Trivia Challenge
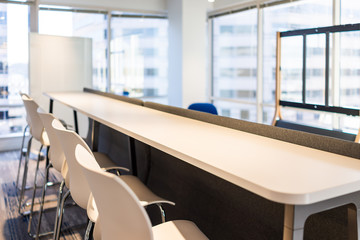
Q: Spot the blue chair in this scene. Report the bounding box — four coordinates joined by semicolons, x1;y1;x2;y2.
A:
188;103;218;115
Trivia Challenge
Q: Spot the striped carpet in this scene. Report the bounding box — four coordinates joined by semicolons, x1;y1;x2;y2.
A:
0;150;87;240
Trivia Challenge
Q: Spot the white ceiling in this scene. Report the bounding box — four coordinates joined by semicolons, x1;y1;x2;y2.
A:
39;0;252;14
40;0;168;13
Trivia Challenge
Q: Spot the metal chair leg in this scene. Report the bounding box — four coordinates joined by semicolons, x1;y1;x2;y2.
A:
18;136;33;214
54;189;71;240
16;125;29;190
53;180;65;240
26;144;43;217
28;161;52;239
84;220;94;240
157;204;166;223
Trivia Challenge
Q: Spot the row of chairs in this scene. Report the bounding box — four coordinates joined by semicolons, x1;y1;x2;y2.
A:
17;93;209;239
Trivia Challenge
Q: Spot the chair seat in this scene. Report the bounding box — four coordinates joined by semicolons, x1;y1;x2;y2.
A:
152;220;208;240
93;152;129;172
86;174;175;225
120;175;175;206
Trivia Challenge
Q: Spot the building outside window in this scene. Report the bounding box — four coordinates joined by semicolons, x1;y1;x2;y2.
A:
263;0;332;126
211;0;359;135
0;3;29;136
212;9;257;121
39;10;169;104
110;15;168;104
339;0;360;134
1;0;359;142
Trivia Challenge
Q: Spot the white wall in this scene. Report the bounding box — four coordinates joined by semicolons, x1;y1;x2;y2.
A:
39;0;167;14
29;33;92;137
167;0;208;108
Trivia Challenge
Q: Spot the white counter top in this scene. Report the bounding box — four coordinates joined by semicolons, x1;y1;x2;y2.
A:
45;91;360;205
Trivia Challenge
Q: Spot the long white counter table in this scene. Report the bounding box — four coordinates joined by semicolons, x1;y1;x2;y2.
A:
45;91;360;240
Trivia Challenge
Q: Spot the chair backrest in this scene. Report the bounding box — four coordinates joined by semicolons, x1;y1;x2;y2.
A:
188;103;218;115
37;108;68;181
22;95;48;143
75;144;153;240
52;119;94;210
20;92;31;124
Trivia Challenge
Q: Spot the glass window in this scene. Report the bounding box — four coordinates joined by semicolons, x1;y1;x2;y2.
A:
337;30;360;134
39;9;108;91
341;0;360;24
212;9;257;120
213;10;257;101
338;31;360;109
305;34;327;105
0;3;29;136
263;0;332;106
213;100;257;122
210;0;360;135
110;17;168;103
280;36;303;103
263;106;275;125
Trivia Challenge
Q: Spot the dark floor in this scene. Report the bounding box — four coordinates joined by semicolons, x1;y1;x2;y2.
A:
0;150;87;240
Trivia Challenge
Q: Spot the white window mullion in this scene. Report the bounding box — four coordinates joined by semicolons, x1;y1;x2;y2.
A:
256;6;264;123
332;0;340;129
107;12;112;92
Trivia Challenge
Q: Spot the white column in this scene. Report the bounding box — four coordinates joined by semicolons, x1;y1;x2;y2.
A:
167;0;208;107
29;0;39;33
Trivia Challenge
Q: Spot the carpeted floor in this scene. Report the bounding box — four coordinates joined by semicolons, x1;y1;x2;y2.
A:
0;150;88;240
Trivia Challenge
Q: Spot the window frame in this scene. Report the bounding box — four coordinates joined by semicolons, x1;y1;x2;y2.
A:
208;0;350;126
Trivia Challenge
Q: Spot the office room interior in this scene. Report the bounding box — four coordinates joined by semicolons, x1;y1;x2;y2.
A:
0;0;360;239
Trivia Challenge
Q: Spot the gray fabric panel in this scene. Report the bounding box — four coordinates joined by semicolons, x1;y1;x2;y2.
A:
96;124;132;173
146;147;349;240
146;147;284;239
144;101;360;159
83;87;144;106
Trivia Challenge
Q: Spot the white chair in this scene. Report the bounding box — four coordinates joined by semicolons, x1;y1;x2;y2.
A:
16;92;30;191
19;95;50;216
28;109;70;239
75;144;208;240
35;109;130;240
52;119;174;240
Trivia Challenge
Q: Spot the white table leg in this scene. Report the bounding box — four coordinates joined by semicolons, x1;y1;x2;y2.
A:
283;191;360;240
283;205;305;240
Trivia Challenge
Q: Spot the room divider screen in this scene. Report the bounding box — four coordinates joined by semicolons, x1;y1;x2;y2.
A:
272;23;360;142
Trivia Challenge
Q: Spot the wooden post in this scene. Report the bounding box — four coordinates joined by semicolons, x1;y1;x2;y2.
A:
272;31;282;126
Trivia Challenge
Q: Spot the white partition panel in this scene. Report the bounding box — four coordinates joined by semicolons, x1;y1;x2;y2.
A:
29;33;92;137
